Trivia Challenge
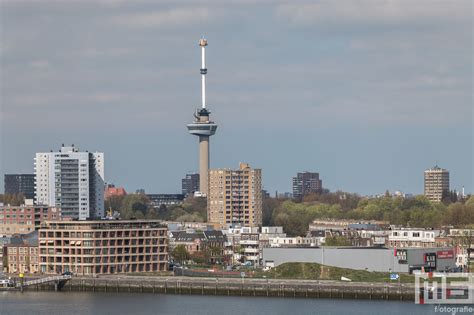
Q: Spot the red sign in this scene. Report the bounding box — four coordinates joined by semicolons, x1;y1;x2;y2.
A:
437;250;454;259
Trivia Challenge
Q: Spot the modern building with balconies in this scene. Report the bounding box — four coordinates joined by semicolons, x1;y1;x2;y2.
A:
38;220;168;275
208;163;262;228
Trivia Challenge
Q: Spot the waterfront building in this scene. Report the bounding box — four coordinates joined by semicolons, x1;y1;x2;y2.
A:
168;230;226;263
0;205;61;236
147;194;185;208
38;220;168;275
240;232;260;265
5;231;39;274
208;163;262;228
181;173;200;196
292;171;323;199
424;165;449;202
34;144;105;220
387;228;441;248
4;174;35;199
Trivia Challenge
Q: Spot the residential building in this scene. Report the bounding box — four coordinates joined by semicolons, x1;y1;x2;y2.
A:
268;236;320;248
168;230;226;263
222;226;259;264
240;232;259;265
147;194;185;208
4;174;35;199
424;165;449;202
34;144;105;220
208;163;262;228
0;205;61;236
5;231;39;274
0;236;11;273
39;220;168;275
169;231;205;255
182;173;200;196
104;184;126;200
292;171;323;199
388;229;441;248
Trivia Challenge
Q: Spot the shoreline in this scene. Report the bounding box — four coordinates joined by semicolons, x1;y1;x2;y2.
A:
2;276;415;301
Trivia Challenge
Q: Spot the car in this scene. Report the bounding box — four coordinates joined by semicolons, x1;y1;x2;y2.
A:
0;278;14;287
62;271;73;276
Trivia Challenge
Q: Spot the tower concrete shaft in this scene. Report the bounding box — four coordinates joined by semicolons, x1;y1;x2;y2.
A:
199;135;209;194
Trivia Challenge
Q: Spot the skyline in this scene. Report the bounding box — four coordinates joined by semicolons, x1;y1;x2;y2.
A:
1;0;472;196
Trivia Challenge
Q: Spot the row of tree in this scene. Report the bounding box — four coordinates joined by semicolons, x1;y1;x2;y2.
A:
265;193;474;236
0;193;25;206
105;194;207;221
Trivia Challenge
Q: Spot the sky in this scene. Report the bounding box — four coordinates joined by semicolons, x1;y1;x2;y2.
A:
0;0;472;196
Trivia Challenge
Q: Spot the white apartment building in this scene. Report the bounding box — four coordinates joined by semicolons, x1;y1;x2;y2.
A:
268;236;320;248
388;229;440;248
34;145;104;220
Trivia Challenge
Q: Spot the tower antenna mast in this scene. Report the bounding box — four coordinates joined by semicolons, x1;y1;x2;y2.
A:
199;38;208;109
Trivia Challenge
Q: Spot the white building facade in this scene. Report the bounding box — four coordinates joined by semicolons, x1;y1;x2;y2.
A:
34;145;104;220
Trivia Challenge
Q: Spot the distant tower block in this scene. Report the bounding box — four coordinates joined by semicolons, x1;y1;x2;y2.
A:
187;38;218;196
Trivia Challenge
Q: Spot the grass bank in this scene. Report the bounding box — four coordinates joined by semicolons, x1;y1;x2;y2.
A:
257;263;414;283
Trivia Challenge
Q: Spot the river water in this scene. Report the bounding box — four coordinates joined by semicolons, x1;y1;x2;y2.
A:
0;291;442;315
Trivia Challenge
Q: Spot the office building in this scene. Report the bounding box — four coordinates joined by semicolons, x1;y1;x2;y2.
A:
424;165;449;202
208;163;262;228
39;220;168;275
4;174;35;199
292;171;323;199
0;205;61;236
182;173;200;196
34;144;105;220
187;38;218;196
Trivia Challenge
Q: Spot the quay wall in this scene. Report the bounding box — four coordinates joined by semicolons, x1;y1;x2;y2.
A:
24;277;415;301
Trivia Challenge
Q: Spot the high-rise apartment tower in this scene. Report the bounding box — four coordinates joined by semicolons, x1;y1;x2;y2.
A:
34;145;105;220
208;163;262;228
424;165;449;202
292;171;323;199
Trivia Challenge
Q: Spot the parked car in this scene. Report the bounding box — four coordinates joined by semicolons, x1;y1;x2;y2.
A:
0;278;14;287
62;271;73;276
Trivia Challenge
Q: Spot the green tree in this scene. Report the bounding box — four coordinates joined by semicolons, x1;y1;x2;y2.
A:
0;193;25;206
324;236;352;246
171;245;190;264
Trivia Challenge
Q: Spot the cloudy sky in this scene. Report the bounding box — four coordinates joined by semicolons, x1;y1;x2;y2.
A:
0;0;472;196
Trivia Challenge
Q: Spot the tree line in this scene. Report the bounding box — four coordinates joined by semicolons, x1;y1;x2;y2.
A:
265;192;474;236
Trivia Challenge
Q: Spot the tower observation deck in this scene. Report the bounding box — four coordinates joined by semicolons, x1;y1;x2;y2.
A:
187;38;218;196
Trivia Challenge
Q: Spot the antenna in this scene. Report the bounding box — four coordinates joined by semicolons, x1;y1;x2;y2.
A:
199;38;208;109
